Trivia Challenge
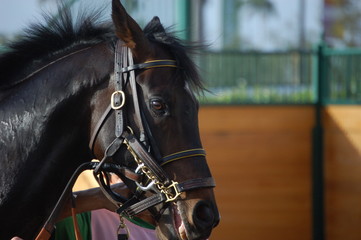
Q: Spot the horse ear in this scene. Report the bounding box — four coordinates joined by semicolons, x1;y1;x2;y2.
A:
111;0;150;57
148;16;166;33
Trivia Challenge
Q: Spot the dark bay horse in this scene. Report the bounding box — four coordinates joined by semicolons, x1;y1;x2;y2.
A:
0;1;219;239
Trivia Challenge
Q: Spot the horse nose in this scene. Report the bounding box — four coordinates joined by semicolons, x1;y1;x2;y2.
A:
193;201;217;231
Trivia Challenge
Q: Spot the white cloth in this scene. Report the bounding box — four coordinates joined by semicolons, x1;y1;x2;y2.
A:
91;209;157;240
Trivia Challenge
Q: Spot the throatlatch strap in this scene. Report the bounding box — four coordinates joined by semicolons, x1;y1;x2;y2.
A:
89;105;113;152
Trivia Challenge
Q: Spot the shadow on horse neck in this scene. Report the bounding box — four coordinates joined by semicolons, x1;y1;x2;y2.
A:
0;1;219;239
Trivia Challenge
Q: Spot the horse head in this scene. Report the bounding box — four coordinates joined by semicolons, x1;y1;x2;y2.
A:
89;1;219;239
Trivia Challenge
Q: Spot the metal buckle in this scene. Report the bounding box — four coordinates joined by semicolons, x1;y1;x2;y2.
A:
111;90;125;110
162;181;181;202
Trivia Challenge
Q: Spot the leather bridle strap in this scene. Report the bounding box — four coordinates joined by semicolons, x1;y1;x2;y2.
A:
120;59;177;72
160;148;206;166
88;41;125;151
113;41;126;138
177;177;216;192
89;105;112;152
126;47;147;143
124;133;170;185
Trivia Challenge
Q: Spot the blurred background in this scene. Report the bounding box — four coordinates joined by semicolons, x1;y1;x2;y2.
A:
1;0;361;239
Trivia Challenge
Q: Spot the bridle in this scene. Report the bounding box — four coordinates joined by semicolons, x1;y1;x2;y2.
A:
36;40;215;240
90;40;215;217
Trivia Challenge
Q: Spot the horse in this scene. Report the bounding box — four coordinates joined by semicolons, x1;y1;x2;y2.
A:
0;1;219;239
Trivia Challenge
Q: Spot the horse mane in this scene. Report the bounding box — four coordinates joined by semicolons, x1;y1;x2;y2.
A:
0;6;114;90
0;6;204;93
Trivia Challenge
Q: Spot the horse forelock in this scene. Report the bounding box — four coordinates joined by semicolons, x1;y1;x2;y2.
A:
143;17;205;96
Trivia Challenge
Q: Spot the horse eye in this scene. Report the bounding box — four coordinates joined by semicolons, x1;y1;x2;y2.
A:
150;99;166;111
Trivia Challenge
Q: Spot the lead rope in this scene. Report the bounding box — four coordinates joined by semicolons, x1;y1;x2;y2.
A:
35;163;98;240
71;194;83;240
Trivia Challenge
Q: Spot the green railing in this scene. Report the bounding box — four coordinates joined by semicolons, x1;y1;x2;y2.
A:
198;47;361;105
321;47;361;104
198;50;315;104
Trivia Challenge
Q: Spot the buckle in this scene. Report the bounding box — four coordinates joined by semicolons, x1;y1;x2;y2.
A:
111;90;125;110
162;181;181;202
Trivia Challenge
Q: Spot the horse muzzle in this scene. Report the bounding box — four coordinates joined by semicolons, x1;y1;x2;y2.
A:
156;189;220;240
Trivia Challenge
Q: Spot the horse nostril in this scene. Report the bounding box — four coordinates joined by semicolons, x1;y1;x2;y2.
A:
193;201;215;230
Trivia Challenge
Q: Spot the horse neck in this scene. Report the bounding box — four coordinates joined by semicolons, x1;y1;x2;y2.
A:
0;43;114;239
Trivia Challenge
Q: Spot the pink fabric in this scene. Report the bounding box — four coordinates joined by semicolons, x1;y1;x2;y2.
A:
91;209;157;240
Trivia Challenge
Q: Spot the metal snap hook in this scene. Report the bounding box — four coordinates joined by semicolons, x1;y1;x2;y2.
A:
136;180;157;192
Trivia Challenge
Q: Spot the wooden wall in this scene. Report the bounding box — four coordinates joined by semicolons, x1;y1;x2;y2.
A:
324;106;361;240
199;106;314;240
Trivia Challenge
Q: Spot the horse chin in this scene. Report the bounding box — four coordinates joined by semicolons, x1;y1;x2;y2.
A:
155;201;211;240
155;205;181;240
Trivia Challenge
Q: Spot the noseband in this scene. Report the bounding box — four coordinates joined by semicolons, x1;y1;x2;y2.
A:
90;41;215;219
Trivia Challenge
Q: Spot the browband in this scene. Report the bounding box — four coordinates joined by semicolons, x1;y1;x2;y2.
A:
120;60;177;73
